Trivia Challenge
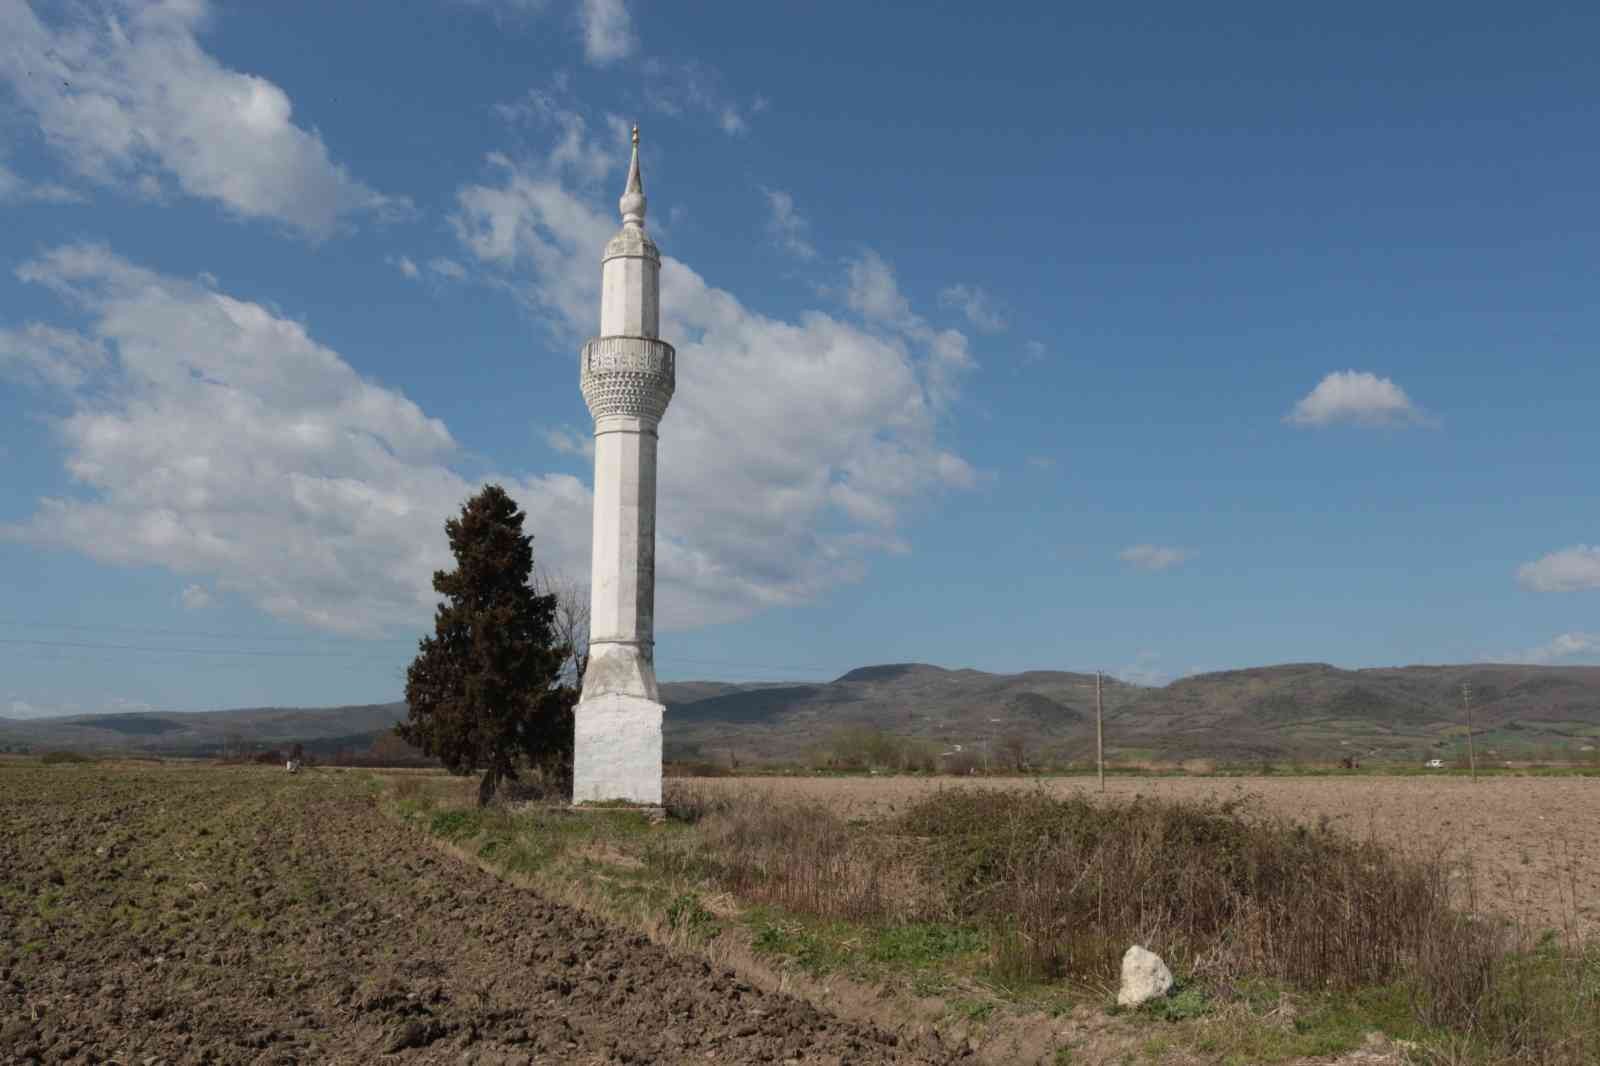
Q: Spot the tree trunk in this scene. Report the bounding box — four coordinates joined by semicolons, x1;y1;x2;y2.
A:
477;763;499;807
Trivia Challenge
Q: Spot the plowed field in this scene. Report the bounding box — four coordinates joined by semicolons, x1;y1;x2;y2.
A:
0;765;952;1065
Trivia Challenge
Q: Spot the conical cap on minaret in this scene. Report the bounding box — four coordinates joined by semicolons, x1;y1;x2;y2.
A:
619;125;646;227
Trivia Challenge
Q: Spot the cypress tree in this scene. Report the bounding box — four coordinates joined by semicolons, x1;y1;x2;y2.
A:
398;485;575;806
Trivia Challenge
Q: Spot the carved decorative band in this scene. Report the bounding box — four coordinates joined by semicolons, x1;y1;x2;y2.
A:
580;335;676;421
602;228;661;265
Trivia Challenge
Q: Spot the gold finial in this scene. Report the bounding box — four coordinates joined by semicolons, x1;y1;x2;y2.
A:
631;124;639;146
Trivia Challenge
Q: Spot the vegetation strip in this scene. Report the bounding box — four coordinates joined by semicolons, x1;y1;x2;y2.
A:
387;772;1600;1065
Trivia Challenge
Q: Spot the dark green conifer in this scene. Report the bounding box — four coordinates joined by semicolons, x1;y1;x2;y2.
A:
398;485;575;806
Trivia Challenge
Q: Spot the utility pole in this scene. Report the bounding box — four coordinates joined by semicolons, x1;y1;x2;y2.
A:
1096;670;1105;793
1462;682;1477;784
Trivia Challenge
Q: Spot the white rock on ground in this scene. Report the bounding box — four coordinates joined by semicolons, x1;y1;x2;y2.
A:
1117;945;1174;1007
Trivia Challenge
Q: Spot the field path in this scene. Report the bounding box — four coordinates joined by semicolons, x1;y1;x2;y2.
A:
0;766;953;1065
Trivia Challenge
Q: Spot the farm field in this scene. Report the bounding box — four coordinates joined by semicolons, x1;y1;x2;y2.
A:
682;773;1600;938
0;763;951;1065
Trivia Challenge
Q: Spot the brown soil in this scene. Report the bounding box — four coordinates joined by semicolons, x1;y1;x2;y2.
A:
681;773;1600;937
0;766;956;1065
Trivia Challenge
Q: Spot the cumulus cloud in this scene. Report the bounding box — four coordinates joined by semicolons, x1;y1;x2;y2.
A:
5;243;590;635
8;104;977;635
0;0;397;237
1518;546;1600;593
1119;544;1190;572
449;112;976;625
1286;370;1428;428
939;284;1006;333
428;257;468;281
1520;632;1600;664
180;583;213;610
579;0;636;65
391;256;421;280
761;187;816;260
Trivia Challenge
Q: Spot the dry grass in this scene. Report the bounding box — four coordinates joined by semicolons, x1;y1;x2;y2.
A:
682;773;1600;937
661;780;1600;1063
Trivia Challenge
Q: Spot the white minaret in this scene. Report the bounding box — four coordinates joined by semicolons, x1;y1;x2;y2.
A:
572;126;675;805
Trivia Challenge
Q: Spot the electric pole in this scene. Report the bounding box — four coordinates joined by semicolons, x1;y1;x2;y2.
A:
1462;682;1477;784
1096;670;1105;793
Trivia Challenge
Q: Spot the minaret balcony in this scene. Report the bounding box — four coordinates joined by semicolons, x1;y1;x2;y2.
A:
580;335;676;422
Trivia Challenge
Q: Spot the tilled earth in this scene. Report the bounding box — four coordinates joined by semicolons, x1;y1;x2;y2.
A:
0;765;955;1065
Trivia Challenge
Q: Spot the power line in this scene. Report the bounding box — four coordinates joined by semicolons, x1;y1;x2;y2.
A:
0;619;414;644
0;638;398;659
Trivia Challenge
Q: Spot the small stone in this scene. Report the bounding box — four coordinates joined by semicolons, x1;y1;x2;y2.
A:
1116;944;1173;1008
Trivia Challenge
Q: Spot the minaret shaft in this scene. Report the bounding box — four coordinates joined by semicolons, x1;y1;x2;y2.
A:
572;127;673;805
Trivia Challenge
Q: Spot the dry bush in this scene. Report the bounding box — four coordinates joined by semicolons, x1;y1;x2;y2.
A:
684;796;913;921
895;788;1476;993
663;782;741;824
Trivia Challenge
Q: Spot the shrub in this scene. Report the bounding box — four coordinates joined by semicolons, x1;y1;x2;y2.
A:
896;788;1468;992
40;750;93;765
688;798;909;920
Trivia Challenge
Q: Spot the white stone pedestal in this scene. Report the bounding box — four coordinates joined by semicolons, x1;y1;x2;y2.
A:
572;692;664;805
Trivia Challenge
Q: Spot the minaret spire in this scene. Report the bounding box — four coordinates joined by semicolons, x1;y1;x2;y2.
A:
619;124;646;227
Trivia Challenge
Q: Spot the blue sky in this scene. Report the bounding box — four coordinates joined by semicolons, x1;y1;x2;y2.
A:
2;0;1598;718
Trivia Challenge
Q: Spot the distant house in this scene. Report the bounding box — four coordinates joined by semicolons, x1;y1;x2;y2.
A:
1424;758;1444;769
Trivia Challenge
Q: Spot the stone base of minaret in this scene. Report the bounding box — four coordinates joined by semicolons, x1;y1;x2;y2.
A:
572;692;663;805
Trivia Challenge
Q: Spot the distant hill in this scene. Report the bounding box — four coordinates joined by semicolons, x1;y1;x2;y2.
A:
4;662;1599;764
0;702;408;758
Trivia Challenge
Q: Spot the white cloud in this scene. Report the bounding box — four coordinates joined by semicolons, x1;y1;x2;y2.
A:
1115;650;1173;687
5;243;590;636
1119;544;1190;571
428;257;468;281
1024;340;1047;362
845;250;915;327
639;58;755;137
180;583;213;610
1520;632;1600;664
761;187;816;260
10;220;974;633
579;0;636;65
1285;370;1428;428
0;0;397;237
7;699;44;719
839;252;973;412
543;426;595;459
392;256;421;280
0;322;111;389
1518;546;1600;593
449;114;976;626
939;284;1006;333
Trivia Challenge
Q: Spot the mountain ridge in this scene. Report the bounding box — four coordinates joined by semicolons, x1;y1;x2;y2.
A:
4;662;1599;763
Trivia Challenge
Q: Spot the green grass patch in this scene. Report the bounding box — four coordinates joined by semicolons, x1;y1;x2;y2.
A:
867;922;984;966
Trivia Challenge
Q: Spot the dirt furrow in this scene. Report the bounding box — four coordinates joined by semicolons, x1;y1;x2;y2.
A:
1;768;956;1065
